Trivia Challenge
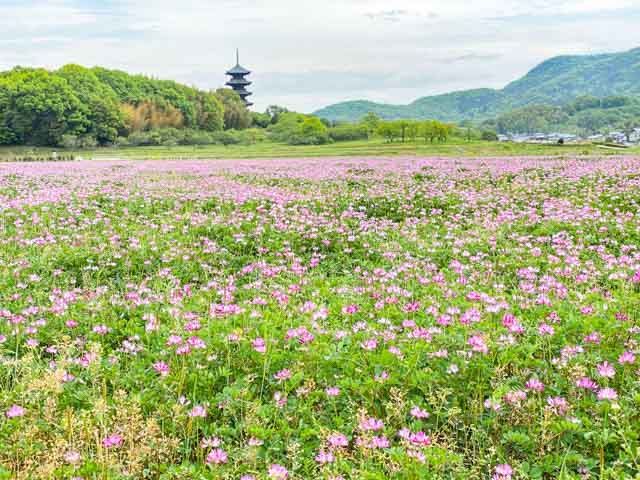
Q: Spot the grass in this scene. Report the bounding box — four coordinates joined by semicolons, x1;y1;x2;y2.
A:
1;139;638;161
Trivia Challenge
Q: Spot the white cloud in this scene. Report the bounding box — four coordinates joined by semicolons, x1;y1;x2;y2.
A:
0;0;99;30
0;0;638;111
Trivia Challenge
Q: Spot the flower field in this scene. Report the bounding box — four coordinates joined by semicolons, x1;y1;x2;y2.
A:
1;156;639;479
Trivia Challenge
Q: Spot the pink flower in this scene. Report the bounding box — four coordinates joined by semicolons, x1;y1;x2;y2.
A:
525;378;545;392
358;435;390;449
315;450;335;464
103;434;123;448
286;326;315;344
64;451;81;464
583;332;601;344
274;391;287;408
360;338;378;350
201;436;222;448
597;361;615;378
502;314;524;334
187;336;207;349
388;346;404;358
492;463;513;480
468;335;488;354
597;388;618;401
5;405;25;418
252;337;266;353
93;324;110;335
175;345;191;356
618;351;636;365
410;406;430;419
153;361;170;376
327;432;349;448
369;435;390;448
189;405;207;417
546;396;569;416
342;304;359;315
274;369;292;381
268;464;289;479
484;398;502;411
576;377;598;390
538;323;554;336
503;390;527;405
580;306;594;316
359;417;384;431
206;448;228;465
409;431;431;446
325;387;340;397
407;448;426;463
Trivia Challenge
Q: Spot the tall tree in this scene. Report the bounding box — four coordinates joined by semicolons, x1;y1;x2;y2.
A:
56;64;124;144
266;105;289;124
361;112;380;138
215;88;251;130
0;68;87;146
195;93;225;132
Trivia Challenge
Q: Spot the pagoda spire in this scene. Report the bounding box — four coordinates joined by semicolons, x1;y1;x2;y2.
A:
226;49;253;107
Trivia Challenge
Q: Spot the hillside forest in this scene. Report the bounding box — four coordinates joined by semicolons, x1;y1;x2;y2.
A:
2;62;640;149
0;65;460;148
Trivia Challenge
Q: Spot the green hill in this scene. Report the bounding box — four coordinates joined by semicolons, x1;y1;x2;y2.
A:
314;47;640;123
0;65;226;146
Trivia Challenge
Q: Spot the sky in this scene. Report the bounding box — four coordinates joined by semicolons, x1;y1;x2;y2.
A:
1;0;639;112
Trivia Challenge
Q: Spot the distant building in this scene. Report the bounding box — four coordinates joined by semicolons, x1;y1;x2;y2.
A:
226;49;253;107
499;129;640;145
500;132;580;144
607;131;626;144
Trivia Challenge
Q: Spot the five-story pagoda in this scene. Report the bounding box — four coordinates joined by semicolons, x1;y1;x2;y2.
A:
226;49;253;107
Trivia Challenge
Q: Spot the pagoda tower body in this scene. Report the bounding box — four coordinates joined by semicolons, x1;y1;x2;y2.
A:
226;49;253;107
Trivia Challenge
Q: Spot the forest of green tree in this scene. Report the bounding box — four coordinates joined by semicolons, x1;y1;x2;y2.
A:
0;65;463;148
0;65;251;147
6;63;635;150
481;95;640;136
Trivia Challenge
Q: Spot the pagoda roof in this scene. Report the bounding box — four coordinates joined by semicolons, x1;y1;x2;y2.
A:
234;89;253;97
226;78;252;86
226;64;251;75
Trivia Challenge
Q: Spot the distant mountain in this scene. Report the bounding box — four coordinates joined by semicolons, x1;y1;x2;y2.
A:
313;47;640;123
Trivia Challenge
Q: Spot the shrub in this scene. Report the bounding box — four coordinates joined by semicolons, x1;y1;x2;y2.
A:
481;130;499;141
235;128;267;145
211;131;239;146
60;134;80;149
288;117;331;145
328;125;369;142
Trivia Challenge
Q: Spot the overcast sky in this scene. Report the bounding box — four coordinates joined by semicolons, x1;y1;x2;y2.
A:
1;0;639;112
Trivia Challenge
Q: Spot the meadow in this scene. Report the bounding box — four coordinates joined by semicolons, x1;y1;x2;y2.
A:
0;155;639;479
0;139;638;162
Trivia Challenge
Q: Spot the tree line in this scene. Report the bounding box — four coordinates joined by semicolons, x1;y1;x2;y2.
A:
375;119;454;143
481;95;640;136
0;65;255;147
0;64;470;148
